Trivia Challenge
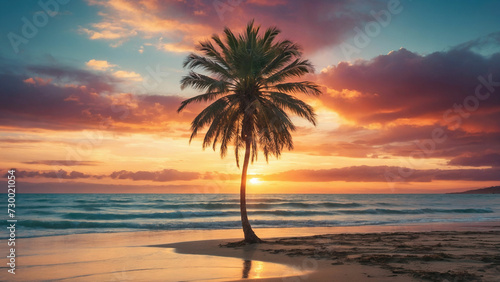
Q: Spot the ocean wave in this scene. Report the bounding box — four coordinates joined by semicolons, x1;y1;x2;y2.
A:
21;201;365;210
13;194;500;238
336;208;493;215
19;220;241;230
74;205;102;211
62;211;240;220
74;199;134;204
374;202;397;206
320;202;363;208
155;203;242;210
15;219;368;230
18;204;55;209
251;210;333;216
19;216;497;231
209;198;286;203
56;207;493;221
152;202;363;210
73;199;100;204
59;209;340;220
23;210;56;215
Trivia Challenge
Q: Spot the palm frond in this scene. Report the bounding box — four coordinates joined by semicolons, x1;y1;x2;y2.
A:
269;81;322;96
177;91;226;112
188;95;235;142
264;91;317;125
264;59;314;84
179;20;321;164
180;71;230;92
183;53;232;80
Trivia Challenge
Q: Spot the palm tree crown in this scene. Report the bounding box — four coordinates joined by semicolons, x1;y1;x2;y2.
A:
178;20;321;243
178;20;321;166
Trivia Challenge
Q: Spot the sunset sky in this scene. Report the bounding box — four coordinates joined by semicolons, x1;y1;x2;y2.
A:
1;0;499;193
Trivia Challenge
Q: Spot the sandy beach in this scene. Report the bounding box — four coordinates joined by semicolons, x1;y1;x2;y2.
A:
165;222;500;281
1;222;499;281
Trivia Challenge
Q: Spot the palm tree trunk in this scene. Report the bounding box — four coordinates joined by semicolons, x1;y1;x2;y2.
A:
240;139;262;243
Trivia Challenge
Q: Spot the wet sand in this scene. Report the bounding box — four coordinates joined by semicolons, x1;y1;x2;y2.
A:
0;229;300;281
1;222;499;281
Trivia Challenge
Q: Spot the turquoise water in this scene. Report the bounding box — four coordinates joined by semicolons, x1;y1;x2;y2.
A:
3;193;499;238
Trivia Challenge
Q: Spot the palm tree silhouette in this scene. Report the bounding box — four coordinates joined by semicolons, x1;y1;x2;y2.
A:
178;20;321;243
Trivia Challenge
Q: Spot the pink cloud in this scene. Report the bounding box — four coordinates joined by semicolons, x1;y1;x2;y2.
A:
23;77;52;86
262;166;500;182
318;48;500;132
81;0;387;53
0;65;203;132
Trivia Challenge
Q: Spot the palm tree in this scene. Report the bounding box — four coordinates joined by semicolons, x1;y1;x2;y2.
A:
178;20;321;243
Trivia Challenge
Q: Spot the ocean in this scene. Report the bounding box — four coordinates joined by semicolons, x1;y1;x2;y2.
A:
4;193;500;238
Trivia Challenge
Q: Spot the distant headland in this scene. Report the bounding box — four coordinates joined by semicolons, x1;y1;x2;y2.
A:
449;186;500;194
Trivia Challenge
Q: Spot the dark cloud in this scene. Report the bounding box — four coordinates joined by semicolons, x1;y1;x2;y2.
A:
26;64;120;92
7;165;500;183
262;166;500;182
292;122;500;165
453;31;500;54
319;48;500;131
0;64;197;132
448;153;500;167
348;125;500;158
433;168;500;181
110;169;200;181
215;0;389;52
19;182;202;193
294;141;377;158
22;160;101;166
7;168;200;182
11;169;103;179
387;131;500;160
315;46;500;165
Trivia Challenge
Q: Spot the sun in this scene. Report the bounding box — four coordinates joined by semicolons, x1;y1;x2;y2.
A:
249;178;261;184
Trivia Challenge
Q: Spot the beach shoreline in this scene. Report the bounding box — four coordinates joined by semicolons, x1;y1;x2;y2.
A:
2;221;500;281
162;221;500;281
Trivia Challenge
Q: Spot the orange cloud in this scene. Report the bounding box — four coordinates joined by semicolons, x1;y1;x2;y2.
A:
86;59;117;71
113;70;142;81
22;160;102;166
81;0;213;50
23;77;36;85
23;77;52;86
81;0;388;53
